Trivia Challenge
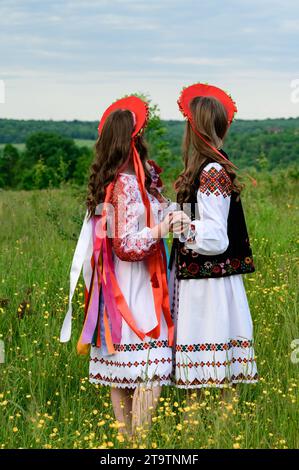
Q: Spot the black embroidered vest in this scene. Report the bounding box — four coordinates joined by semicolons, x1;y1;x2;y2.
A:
170;151;255;280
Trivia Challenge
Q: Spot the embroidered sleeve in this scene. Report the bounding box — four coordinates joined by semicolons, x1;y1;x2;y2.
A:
200;164;232;198
147;159;177;215
110;176;160;262
182;163;232;255
147;159;164;194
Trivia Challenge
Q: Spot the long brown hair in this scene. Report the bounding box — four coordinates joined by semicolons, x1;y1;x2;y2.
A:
175;96;242;204
87;109;151;216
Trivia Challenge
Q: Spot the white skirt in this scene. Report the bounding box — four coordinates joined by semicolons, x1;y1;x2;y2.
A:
89;257;172;389
171;271;258;388
89;317;172;389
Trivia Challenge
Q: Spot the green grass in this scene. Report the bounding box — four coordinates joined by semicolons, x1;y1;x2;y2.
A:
0;169;298;449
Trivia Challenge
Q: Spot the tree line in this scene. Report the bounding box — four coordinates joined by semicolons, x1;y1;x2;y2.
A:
0;115;299;190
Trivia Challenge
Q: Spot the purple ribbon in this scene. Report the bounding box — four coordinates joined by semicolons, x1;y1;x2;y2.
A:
80;216;122;345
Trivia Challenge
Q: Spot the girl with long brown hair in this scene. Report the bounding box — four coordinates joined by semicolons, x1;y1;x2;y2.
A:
60;96;187;436
170;84;258;392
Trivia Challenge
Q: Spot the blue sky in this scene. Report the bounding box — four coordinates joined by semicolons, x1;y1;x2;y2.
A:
0;0;299;121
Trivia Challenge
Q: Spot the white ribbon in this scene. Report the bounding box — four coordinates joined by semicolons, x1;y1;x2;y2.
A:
60;212;93;343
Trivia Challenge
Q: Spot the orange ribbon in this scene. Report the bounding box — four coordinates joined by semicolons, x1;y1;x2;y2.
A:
80;140;174;353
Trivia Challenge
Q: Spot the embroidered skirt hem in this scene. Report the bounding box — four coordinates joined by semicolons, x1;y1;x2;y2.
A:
174;376;258;389
89;340;173;389
89;375;172;389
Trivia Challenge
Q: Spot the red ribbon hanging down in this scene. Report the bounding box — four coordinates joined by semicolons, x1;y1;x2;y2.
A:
189;122;257;186
77;189;147;355
78;139;174;355
131;141;174;346
189;121;237;169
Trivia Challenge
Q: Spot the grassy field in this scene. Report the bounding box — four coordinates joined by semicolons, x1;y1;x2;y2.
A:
0;168;298;449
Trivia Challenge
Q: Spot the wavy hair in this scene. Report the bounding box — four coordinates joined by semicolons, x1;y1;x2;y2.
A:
86;109;151;216
175;96;243;205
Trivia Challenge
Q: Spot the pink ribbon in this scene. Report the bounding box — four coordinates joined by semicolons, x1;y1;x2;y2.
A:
101;235;122;343
80;217;101;344
80;215;122;345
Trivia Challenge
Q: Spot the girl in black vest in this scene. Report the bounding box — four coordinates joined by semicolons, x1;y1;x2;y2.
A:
170;84;258;391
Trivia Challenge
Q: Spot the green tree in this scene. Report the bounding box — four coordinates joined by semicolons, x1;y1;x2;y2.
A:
72;147;93;186
24;132;80;179
0;144;20;188
128;92;178;180
256;151;269;171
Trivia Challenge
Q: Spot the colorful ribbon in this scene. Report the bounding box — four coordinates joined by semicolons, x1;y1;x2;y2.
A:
76;139;174;355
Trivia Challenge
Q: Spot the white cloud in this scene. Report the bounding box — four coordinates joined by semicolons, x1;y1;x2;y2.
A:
1;0;299;120
280;19;299;32
241;27;257;34
95;14;158;30
0;79;5;103
151;57;235;66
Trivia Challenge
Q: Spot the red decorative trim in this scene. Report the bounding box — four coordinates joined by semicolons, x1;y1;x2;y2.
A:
176;339;254;352
111;175;159;261
147;159;163;192
113;339;170;352
90;357;172;368
89;372;172;385
177;255;255;279
200;166;232;198
175;373;258;387
176;357;255;369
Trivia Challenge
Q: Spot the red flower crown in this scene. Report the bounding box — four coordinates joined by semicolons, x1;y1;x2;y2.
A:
177;83;237;126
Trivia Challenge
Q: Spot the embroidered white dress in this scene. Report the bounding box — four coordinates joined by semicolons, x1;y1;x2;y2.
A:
89;173;173;388
171;162;258;388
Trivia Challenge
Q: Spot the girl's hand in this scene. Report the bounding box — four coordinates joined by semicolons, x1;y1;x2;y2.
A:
151;212;173;239
150;211;191;239
171;211;191;235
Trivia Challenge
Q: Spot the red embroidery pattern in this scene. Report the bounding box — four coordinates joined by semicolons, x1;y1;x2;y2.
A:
90;357;172;368
176;357;255;369
176;339;254;352
147;159;163;192
200;166;232;198
175;373;258;387
89;372;172;386
112;339;170;352
111;175;161;261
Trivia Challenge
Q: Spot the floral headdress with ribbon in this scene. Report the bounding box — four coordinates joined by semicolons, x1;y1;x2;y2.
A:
177;83;238;168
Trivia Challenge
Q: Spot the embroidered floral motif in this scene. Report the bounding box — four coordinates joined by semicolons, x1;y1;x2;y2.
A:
111;175;161;261
147;159;163;192
176;339;254;352
187;263;199;275
200;166;232;198
178;255;255;279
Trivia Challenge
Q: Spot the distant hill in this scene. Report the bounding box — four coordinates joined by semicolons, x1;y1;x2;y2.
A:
164;118;299;168
0;117;299;169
